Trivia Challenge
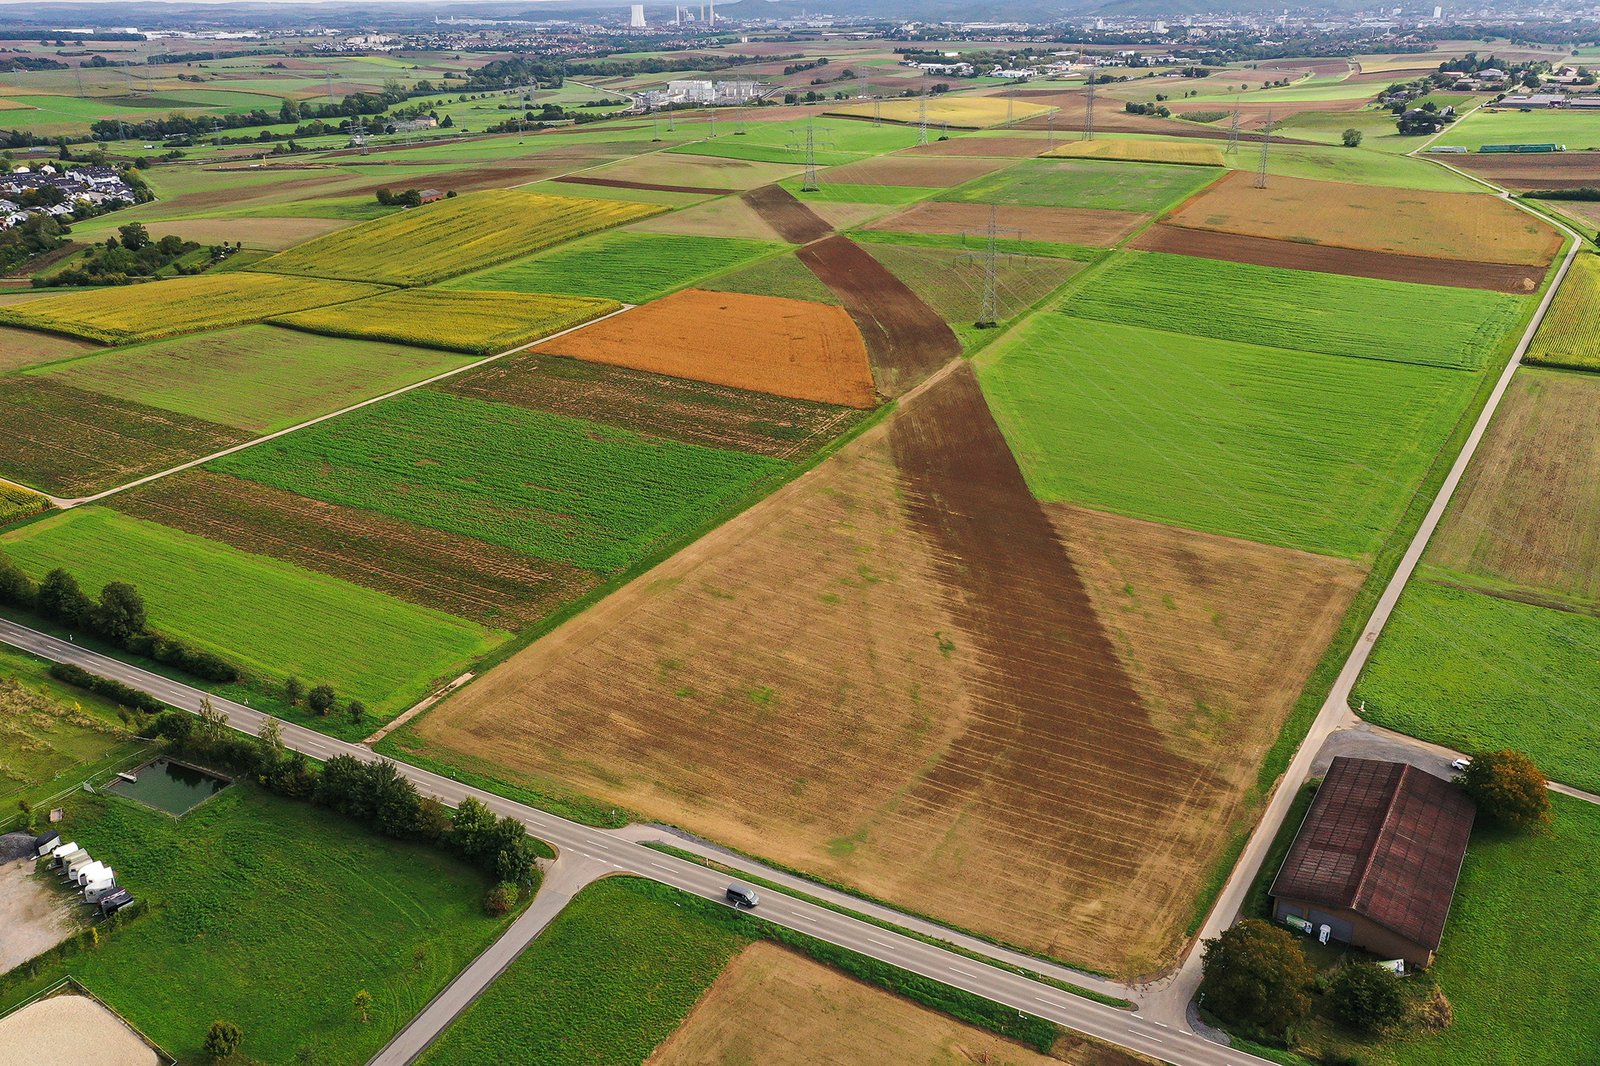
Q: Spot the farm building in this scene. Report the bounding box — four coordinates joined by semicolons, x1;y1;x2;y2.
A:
1269;757;1475;967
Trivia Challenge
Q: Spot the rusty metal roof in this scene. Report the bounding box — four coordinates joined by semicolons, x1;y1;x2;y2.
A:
1269;757;1475;950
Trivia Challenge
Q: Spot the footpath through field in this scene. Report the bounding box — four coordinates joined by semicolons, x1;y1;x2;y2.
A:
0;616;1277;1066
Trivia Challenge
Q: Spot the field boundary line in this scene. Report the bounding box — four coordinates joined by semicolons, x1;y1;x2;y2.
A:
48;303;640;510
363;671;474;747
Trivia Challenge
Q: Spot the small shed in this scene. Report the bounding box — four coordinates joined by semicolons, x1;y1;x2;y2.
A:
417;188;445;204
1270;757;1475;967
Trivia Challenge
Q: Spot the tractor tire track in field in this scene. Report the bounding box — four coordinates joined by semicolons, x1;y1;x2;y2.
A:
798;235;960;398
888;365;1223;952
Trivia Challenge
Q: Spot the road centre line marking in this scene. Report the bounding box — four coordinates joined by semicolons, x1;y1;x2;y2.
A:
650;863;672;871
949;967;978;978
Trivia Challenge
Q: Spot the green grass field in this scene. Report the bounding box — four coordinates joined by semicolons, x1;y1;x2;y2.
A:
0;786;518;1066
32;325;472;433
976;316;1483;560
210;388;790;573
938;158;1219;212
0;507;501;714
443;231;781;304
1354;576;1600;793
1068;252;1523;370
780;180;936;204
417;877;748;1066
699;251;843;304
666;121;921;167
1253;141;1486;191
1437;107;1600;151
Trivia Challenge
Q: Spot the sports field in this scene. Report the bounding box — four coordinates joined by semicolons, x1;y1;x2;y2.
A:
257;189;665;286
32;325;472;432
976;315;1484;560
272;289;620;355
0;507;501;714
210;388;790;573
442;231;780;304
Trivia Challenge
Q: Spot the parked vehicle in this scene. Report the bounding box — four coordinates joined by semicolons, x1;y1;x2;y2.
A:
32;831;60;858
725;883;760;909
71;861;107;887
1451;757;1473;772
48;843;82;868
97;888;133;916
84;881;121;905
63;853;97;880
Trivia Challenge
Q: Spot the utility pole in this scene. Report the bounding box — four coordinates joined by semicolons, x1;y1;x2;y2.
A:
1254;109;1273;188
960;205;1022;328
789;120;833;192
1225;107;1242;156
873;96;882;125
918;72;930;146
1082;73;1096;141
1046;109;1055;148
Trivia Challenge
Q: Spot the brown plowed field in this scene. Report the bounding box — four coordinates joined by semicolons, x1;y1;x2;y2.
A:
439;352;862;460
1449;151;1600;191
1133;223;1546;293
539;288;877;408
797;235;959;396
900;136;1054;158
1164;170;1563;266
117;471;597;628
821;154;1014;187
554;174;735;195
741;184;833;243
869;201;1143;246
409;366;1361;973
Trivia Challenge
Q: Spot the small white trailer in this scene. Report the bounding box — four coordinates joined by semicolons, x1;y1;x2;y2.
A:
72;861;107;887
63;853;97;879
32;831;60;858
82;872;115;898
48;843;82;867
84;880;121;905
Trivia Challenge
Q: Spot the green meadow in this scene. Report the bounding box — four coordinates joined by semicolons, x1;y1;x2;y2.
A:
1355;576;1600;793
976;315;1482;560
938;158;1219;212
1437;107;1600;151
666;120;921;166
0;507;501;714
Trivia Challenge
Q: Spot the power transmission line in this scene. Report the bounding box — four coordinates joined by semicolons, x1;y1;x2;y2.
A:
1082;73;1096;141
1255;110;1273;188
960;205;1023;328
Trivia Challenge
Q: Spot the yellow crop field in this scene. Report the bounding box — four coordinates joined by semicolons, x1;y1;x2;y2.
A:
0;483;48;524
257;190;667;287
1526;251;1600;372
270;289;621;355
0;273;389;345
1045;139;1225;166
825;96;1054;129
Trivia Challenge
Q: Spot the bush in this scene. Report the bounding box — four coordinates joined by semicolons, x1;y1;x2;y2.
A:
1328;963;1406;1032
284;676;303;705
0;553;36;608
203;1019;243;1061
307;684;336;715
36;568;95;629
483;881;518;916
48;662;165;714
347;699;367;725
94;581;146;645
1199;919;1315;1041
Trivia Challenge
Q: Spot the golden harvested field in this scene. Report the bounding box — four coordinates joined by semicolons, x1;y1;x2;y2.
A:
826;96;1055;128
541;288;877;408
0;273;389;345
409;382;1361;974
647;943;1150;1066
1525;250;1600;372
272;289;620;357
0;324;98;371
258;189;666;286
1044;139;1225;167
1428;368;1600;610
1164;171;1562;266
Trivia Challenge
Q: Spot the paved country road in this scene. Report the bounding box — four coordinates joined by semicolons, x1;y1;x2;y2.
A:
0;617;1278;1066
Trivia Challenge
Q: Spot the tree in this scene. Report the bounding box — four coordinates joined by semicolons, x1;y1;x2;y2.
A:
307;684;337;716
1459;749;1552;829
353;989;372;1024
1328;963;1406;1032
0;553;36;608
203;1020;243;1060
1199;919;1315;1040
196;696;229;742
255;718;284;772
450;797;498;860
95;581;146;645
37;569;96;629
117;221;149;251
347;699;367;725
368;759;422;837
1342;128;1363;148
284;676;304;706
484;881;518;916
315;754;368;816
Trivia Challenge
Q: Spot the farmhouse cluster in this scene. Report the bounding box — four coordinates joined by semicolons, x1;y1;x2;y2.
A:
0;163;137;229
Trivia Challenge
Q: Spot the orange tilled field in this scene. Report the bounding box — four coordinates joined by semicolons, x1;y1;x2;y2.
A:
539;289;878;408
411;368;1362;975
1164;171;1563;266
868;201;1144;246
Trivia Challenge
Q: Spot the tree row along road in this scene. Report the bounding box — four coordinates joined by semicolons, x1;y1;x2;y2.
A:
0;616;1277;1066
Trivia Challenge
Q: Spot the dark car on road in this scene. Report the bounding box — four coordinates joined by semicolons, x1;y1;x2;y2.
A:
725;883;760;909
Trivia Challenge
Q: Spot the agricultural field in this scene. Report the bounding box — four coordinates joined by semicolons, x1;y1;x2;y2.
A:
1164;171;1562;266
699;250;843;303
0;484;49;526
398;368;1363;973
257;189;665;286
0;507;501;716
210;388;791;573
1427;369;1600;609
860;242;1084;347
541;288;877;407
0;325;98;372
1066;252;1523;370
1045;138;1225;166
30;325;473;433
825;95;1055;128
629;193;788;241
937;157;1219;213
0;786;522;1066
1436;107;1600;152
0;272;388;346
272;289;619;356
865;201;1137;247
975;315;1484;560
1525;251;1600;371
821;153;1014;187
0;376;251;499
665;120;922;167
442;231;781;304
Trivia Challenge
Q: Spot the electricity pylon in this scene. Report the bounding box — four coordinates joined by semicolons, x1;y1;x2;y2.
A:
961;205;1023;328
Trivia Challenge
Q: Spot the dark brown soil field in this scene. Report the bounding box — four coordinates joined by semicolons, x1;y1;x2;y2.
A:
0;377;249;498
1450;151;1600;190
821;154;1014;187
901;137;1054;158
741;184;833;243
868;201;1142;247
439;352;864;460
797;235;960;396
117;471;597;629
1133;223;1546;293
554;174;737;196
